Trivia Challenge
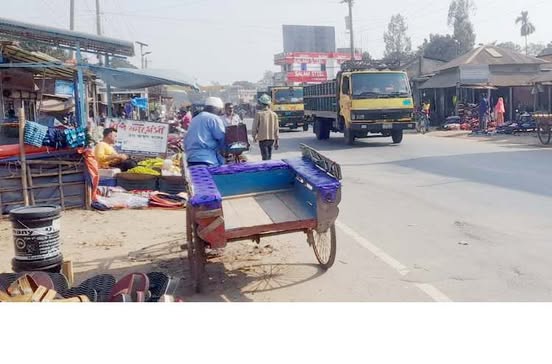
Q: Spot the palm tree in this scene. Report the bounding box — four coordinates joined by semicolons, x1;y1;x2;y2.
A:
516;11;536;55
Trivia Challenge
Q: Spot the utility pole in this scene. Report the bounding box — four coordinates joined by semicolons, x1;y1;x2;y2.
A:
342;0;355;60
70;0;75;30
136;41;149;69
95;0;102;36
69;0;75;58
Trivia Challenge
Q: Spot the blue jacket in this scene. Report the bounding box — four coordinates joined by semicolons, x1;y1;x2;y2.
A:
184;111;226;166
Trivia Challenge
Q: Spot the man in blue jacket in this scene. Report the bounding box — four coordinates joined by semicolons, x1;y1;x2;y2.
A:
184;97;226;167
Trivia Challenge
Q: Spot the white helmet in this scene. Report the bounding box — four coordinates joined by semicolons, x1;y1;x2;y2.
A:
204;97;224;109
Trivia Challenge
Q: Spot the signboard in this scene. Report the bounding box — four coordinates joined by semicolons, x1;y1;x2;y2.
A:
275;52;362;65
283;25;336;53
459;65;490;84
110;120;169;155
286;71;328;83
54;80;75;97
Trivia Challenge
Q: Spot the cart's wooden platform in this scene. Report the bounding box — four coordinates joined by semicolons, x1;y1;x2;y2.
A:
222;190;316;241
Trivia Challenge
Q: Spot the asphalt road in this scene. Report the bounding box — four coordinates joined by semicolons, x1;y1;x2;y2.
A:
241;122;552;302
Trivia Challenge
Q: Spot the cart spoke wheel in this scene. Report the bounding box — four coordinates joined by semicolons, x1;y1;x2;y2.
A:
537;122;552;145
312;224;337;270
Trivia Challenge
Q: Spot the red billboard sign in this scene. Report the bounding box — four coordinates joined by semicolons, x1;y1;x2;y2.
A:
286;71;328;83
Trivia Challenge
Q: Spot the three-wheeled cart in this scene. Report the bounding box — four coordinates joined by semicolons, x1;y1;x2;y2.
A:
185;144;342;293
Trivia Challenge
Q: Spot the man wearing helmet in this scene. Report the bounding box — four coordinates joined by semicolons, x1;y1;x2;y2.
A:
252;94;280;160
184;97;226;167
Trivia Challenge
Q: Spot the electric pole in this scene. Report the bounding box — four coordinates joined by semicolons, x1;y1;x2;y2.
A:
95;0;102;36
70;0;75;30
136;41;149;69
342;0;355;60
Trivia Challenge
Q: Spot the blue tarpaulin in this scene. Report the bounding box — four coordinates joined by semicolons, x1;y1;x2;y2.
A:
89;66;199;90
131;97;148;110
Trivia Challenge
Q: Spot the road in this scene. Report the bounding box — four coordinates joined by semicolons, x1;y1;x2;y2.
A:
228;123;552;302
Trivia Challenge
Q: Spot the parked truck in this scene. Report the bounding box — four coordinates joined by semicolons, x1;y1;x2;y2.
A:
304;61;416;145
257;86;307;130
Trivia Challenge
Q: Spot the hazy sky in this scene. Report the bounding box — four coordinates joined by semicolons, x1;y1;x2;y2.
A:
2;0;551;84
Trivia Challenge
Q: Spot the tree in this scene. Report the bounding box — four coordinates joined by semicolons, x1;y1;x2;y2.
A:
110;58;138;69
516;11;536;55
383;14;413;66
362;51;372;61
526;43;545;57
419;34;459;61
496;41;522;53
448;0;476;55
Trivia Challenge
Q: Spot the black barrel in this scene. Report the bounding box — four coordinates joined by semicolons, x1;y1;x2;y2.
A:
9;205;63;273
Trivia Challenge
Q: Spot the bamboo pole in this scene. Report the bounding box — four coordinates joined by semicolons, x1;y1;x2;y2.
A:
18;107;30;206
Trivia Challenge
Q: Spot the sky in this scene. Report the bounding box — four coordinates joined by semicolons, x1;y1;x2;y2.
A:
2;0;552;84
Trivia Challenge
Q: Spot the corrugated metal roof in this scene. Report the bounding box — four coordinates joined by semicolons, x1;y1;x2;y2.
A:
0;17;134;56
538;48;552;57
420;70;537;89
89;66;199;90
438;45;548;72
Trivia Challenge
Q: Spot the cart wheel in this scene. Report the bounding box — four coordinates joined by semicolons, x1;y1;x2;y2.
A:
187;223;206;293
311;224;336;270
537;122;551;145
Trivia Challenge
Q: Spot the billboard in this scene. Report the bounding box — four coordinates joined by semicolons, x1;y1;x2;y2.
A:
286;71;328;83
283;25;336;53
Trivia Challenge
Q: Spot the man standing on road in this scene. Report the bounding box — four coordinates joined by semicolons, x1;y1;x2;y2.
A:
252;94;279;161
221;103;242;127
479;95;490;131
184;97;226;167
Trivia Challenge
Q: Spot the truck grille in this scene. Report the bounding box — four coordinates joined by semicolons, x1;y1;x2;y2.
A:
352;109;412;121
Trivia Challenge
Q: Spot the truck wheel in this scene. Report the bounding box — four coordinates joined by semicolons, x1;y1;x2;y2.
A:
391;130;403;144
344;127;355;145
315;119;330;140
303;123;309;131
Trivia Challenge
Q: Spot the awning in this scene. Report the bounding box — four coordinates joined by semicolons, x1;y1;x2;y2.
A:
89;66;199;91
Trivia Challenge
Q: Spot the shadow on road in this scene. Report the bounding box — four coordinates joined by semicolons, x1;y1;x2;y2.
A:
385;149;552;198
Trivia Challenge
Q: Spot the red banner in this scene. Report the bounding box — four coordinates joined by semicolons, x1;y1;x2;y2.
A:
286;71;328;83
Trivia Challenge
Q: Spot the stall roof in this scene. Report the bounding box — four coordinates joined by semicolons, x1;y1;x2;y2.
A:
420;70;538;89
0;17;134;56
89;66;199;90
1;43;75;79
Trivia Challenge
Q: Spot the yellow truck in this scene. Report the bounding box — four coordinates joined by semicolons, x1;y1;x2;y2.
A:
304;61;415;145
258;87;307;131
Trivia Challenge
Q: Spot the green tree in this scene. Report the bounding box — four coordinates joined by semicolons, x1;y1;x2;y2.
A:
419;34;459;61
496;41;522;53
383;14;413;67
448;0;476;55
516;11;536;55
526;43;545;57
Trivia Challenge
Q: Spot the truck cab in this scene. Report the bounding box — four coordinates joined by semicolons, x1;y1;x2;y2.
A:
268;86;307;131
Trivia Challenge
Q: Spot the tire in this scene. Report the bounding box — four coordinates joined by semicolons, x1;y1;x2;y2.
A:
315;119;330;140
344;127;355;145
537;122;551;145
303;122;309;132
312;224;337;270
187;222;206;293
391;130;403;144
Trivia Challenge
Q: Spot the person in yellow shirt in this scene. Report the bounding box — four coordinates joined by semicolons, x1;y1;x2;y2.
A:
94;128;136;171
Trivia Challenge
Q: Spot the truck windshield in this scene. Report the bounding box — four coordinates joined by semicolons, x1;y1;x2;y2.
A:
273;89;304;104
352;73;410;99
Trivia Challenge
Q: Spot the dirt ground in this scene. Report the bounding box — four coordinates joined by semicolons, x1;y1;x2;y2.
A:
0;208;311;301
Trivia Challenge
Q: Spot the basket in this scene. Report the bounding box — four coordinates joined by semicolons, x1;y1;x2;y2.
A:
159;176;187;194
116;173;158;191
